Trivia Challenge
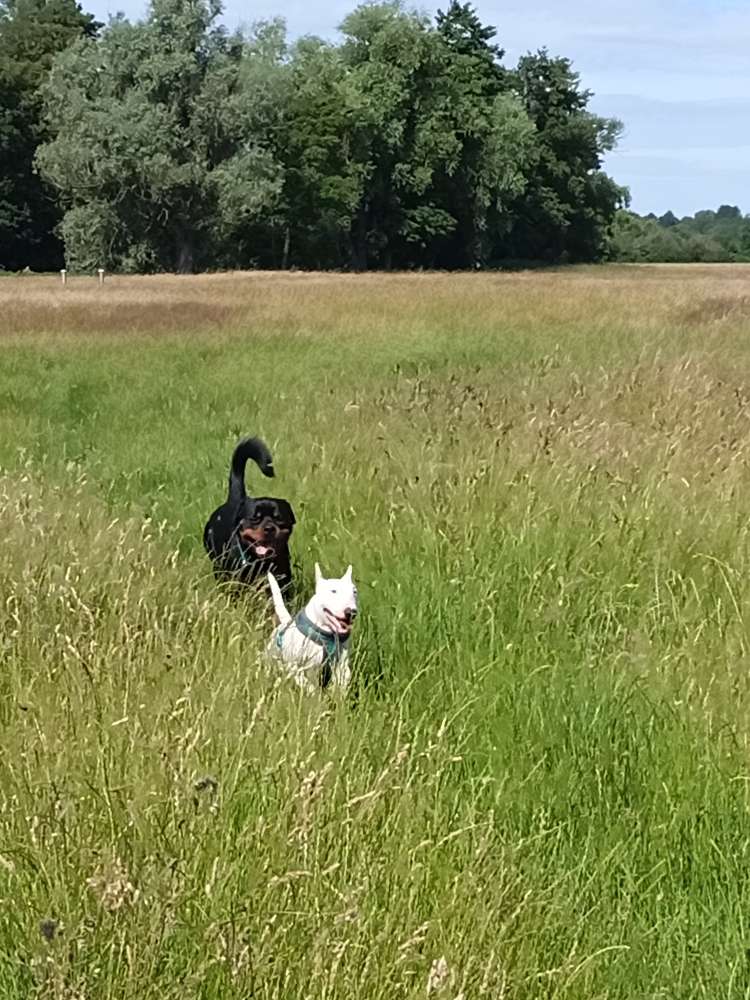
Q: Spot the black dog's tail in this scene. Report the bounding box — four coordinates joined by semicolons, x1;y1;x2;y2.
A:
228;437;275;508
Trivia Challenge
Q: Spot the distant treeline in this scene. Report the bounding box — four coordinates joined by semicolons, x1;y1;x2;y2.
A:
609;206;750;264
1;0;629;273
3;0;742;275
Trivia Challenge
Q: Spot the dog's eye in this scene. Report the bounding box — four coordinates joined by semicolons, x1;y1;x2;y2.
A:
330;588;337;594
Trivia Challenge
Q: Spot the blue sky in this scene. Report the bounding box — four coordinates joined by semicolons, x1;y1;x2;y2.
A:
86;0;749;217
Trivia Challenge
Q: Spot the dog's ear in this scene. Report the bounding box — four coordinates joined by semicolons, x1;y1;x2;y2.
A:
344;565;353;580
277;499;296;526
314;562;322;585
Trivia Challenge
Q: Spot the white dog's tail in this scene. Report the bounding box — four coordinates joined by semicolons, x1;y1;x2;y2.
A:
267;572;292;626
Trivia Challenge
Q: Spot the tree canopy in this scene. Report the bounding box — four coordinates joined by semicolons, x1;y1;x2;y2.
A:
0;0;99;269
0;0;631;272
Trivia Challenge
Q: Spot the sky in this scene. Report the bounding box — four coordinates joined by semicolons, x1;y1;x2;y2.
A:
85;0;749;218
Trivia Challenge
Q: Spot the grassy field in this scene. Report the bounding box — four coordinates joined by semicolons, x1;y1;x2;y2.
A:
2;264;750;998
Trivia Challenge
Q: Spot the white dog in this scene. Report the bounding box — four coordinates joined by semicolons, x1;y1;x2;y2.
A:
266;563;358;692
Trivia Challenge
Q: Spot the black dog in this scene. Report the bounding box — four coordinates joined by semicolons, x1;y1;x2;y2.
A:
203;437;295;592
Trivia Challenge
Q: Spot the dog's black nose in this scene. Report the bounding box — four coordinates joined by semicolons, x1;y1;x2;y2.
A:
344;607;357;622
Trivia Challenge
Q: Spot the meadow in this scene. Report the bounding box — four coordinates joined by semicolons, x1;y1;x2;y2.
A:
1;264;750;998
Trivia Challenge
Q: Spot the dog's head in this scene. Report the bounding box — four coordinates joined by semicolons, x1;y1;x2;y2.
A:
310;563;359;637
237;496;295;563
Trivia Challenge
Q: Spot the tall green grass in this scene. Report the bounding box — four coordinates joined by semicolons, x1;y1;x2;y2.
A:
2;267;750;998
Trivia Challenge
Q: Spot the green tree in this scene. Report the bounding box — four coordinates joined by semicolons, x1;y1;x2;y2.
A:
658;210;678;228
716;204;741;221
335;1;533;269
37;0;283;272
277;35;368;268
610;205;748;264
434;1;532;267
211;18;290;268
0;0;99;270
499;49;625;263
338;2;454;268
435;0;503;72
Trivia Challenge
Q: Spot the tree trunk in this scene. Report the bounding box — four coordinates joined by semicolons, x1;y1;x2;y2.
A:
349;206;368;271
281;226;290;269
175;230;194;274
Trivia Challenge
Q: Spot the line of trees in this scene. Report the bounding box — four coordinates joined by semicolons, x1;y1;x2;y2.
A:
1;0;629;273
609;206;750;264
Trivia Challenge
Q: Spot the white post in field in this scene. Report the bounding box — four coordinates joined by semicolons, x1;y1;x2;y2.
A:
60;269;67;285
97;268;104;285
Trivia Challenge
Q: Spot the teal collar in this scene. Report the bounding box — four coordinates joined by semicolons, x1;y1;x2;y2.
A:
275;609;345;670
233;533;251;567
293;609;345;663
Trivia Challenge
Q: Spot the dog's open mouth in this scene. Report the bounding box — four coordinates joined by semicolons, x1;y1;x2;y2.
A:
239;529;277;560
323;609;352;637
250;543;275;559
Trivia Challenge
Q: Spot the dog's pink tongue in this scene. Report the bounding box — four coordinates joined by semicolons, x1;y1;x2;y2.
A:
254;545;271;556
330;616;350;636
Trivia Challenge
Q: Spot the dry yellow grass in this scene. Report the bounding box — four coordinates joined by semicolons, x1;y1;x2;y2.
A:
3;263;749;341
